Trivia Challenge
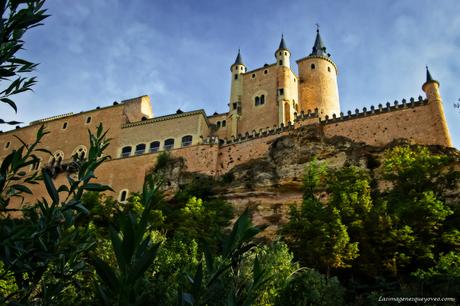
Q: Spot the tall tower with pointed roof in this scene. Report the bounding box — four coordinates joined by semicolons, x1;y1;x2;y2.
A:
422;67;452;147
296;27;340;117
228;50;246;137
275;34;290;68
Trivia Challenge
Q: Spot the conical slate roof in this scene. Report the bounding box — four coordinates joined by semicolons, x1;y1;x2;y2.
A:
426;66;434;83
233;49;244;66
309;29;329;57
278;34;288;51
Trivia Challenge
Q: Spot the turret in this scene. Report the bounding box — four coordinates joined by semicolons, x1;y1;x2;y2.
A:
228;50;246;137
275;34;290;68
422;67;452;147
296;27;340;118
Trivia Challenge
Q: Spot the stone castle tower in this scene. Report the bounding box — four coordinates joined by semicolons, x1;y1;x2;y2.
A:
297;28;340;117
227;28;340;138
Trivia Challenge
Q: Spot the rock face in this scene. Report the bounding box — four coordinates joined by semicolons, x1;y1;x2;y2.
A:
160;124;460;237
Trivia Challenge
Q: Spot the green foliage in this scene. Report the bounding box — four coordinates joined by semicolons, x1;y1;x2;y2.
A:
0;125;48;210
180;208;270;305
283;146;460;303
0;123;112;304
0;0;49;123
276;269;344;306
92;174;162;306
153;151;172;172
282;161;360;274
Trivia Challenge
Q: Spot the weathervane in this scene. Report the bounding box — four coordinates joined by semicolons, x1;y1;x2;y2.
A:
315;23;320;32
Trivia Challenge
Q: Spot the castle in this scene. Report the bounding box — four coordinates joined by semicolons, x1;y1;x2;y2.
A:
0;29;452;203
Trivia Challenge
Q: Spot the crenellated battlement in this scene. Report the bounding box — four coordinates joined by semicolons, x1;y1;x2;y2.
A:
319;96;428;124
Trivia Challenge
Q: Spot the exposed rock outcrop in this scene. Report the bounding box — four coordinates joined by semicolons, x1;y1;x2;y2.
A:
159;125;460;237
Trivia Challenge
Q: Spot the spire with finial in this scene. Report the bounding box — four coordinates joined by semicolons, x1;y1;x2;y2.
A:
309;24;329;57
426;66;434;82
278;34;288;51
233;49;244;66
424;65;439;86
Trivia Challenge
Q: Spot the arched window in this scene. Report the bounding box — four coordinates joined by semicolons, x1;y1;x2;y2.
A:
222;120;226;127
86;116;92;124
164;138;174;150
217;121;221;128
72;145;88;160
260;95;265;105
181;135;193;147
279;60;283;65
62;122;68;129
119;189;129;202
311;64;315;70
150;141;160;153
135;143;146;155
49;151;64;166
328;66;331;72
121;146;132;157
255;96;260;106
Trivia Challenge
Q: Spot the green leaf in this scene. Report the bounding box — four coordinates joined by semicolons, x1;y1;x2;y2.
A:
43;170;59;204
92;257;120;292
83;183;114;192
10;184;32;194
128;242;160;283
1;97;17;113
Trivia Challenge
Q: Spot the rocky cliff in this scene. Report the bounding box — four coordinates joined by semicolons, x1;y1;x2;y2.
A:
159;124;460;238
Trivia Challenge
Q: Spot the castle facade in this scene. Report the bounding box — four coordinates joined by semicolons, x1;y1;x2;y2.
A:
0;29;452;203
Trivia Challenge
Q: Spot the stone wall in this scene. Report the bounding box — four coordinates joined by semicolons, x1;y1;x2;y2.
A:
319;98;451;147
238;64;279;134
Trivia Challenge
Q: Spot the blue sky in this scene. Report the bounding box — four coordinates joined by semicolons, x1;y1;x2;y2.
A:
2;0;460;148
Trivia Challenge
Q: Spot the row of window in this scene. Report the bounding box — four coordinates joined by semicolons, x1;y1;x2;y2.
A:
47;145;88;167
310;63;332;72
120;135;193;158
61;116;92;130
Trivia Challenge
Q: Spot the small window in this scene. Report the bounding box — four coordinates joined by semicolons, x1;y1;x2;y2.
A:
222;120;226;127
233;102;238;110
279;88;284;95
181;135;193;147
217;121;221;128
260;95;265;105
284;51;287;56
119;190;128;202
311;64;315;70
240;66;244;71
255;96;260;106
150;141;160;153
135;144;146;155
328;66;331;72
264;69;268;74
294;78;296;82
5;141;10;149
164;138;174;150
86;116;92;124
62;122;68;129
279;51;282;56
251;73;256;79
234;74;238;80
121;146;132;157
279;60;283;65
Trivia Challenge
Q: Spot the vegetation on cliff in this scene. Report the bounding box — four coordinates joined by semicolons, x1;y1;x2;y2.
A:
0;122;459;305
